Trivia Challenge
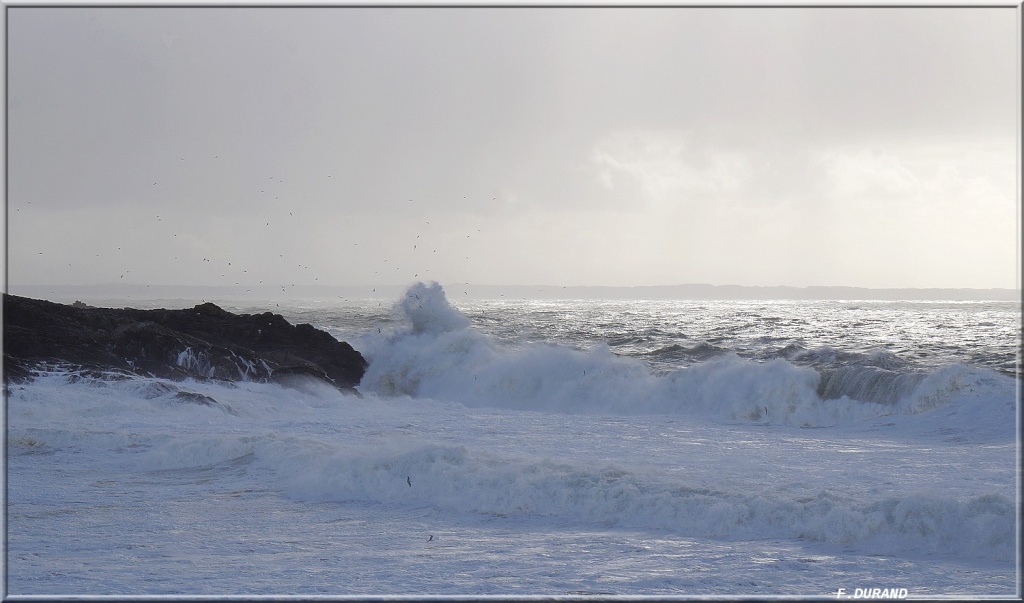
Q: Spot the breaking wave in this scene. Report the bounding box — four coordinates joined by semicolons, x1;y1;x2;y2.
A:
11;379;1012;563
358;283;1018;428
276;442;1016;562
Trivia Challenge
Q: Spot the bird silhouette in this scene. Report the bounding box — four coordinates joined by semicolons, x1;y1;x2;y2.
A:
407;476;412;487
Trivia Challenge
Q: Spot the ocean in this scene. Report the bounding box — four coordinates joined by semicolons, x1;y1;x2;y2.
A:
4;282;1020;597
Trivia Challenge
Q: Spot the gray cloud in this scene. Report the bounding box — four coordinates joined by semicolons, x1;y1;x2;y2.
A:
6;6;1018;291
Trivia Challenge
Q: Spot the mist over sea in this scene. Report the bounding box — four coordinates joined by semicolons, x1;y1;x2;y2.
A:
12;282;1022;303
5;283;1020;597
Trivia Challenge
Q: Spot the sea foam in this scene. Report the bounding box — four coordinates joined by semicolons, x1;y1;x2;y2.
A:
273;439;1015;562
359;283;1017;428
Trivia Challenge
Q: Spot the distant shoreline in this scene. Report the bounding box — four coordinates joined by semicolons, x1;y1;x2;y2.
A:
7;283;1021;303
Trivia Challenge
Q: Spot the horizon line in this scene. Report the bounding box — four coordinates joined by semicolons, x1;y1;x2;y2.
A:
5;282;1021;291
5;282;1021;303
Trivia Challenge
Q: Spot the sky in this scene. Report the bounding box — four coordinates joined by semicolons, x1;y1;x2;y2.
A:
4;5;1021;296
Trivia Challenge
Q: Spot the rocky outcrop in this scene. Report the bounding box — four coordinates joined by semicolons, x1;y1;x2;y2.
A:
2;294;366;394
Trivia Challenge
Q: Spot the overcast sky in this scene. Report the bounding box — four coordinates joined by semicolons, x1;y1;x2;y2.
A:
4;6;1020;294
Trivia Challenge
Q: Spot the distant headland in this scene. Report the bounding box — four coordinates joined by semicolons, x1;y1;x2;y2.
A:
7;283;1021;302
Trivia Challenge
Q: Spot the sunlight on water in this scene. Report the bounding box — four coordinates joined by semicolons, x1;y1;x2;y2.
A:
5;286;1019;597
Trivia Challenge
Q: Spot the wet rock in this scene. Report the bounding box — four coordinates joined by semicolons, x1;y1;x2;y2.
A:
2;294;366;394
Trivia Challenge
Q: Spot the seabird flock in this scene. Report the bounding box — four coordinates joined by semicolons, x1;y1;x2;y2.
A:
26;153;503;299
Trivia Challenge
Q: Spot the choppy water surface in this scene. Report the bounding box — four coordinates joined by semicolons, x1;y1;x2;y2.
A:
269;297;1019;376
6;287;1020;597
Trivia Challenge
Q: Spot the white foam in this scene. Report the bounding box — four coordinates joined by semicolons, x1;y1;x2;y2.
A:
399;281;471;335
360;283;1018;429
5;288;1017;594
274;440;1015;561
5;360;1016;577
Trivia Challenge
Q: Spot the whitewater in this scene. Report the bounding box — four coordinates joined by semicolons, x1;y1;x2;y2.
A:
4;282;1020;597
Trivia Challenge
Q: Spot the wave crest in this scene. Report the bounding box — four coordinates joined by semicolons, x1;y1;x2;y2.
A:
279;442;1015;561
359;284;1017;428
399;281;470;335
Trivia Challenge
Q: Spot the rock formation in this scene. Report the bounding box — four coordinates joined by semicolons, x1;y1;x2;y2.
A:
2;294;367;394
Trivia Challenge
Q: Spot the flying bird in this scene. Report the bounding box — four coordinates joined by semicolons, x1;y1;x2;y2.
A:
407;476;412;487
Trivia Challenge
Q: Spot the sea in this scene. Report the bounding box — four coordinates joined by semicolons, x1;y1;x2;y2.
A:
4;282;1021;598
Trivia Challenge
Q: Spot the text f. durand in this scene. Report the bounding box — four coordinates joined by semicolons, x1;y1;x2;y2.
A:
836;588;909;599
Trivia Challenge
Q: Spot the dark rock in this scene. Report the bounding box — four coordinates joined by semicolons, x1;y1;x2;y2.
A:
2;294;367;394
271;362;335;385
174;391;219;405
171;390;237;415
2;356;33;384
137;381;181;399
269;362;364;397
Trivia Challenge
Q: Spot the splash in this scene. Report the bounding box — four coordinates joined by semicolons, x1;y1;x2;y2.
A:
399;281;470;335
358;283;1018;429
